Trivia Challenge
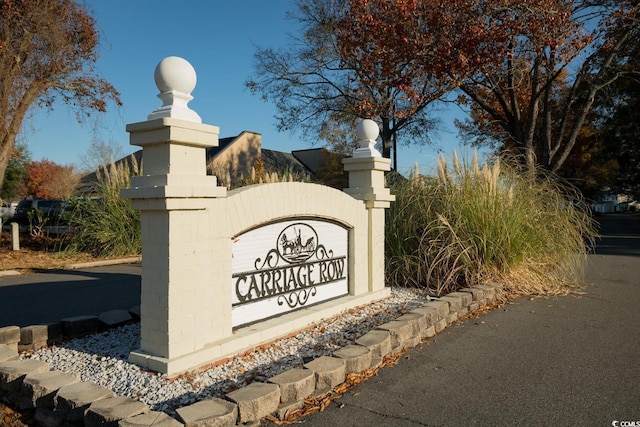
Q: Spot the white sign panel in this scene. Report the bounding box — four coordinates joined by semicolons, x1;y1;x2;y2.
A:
231;219;349;327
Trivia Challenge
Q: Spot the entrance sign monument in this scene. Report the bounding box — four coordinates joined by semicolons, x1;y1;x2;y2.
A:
122;57;395;375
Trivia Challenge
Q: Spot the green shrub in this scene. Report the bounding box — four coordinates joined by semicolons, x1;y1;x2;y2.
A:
386;151;596;297
65;159;141;257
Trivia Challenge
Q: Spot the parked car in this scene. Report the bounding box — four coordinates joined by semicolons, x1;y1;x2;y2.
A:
1;200;17;219
11;199;70;226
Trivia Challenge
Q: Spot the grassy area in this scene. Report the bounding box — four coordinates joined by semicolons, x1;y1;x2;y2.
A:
386;151;596;297
64;159;141;258
0;232;98;270
3;151;596;298
0;160;141;270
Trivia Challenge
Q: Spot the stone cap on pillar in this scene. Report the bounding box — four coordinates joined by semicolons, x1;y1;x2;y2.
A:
148;56;202;123
352;119;382;158
343;119;395;208
121;57;225;201
126;118;219;149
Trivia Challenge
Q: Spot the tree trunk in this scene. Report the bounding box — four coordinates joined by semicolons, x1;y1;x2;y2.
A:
0;135;13;195
380;118;392;161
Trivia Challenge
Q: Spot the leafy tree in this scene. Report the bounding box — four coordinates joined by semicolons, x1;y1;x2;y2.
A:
263;0;639;174
598;82;640;198
246;0;452;169
557;123;618;200
26;159;78;199
558;71;640;200
0;0;121;193
455;0;640;173
0;141;30;199
313;149;348;189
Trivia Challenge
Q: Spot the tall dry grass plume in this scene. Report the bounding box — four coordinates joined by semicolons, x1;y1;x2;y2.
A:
66;157;142;257
386;151;596;297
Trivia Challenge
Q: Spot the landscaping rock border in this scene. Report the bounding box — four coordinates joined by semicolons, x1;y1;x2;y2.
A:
0;285;500;425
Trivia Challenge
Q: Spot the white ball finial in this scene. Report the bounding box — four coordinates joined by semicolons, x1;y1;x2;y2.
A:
147;56;201;123
154;56;197;94
354;119;381;158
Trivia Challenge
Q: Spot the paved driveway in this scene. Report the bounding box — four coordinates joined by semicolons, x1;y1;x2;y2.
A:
0;264;140;327
284;214;640;426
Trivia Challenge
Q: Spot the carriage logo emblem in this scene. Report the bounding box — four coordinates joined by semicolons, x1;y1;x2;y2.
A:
277;223;318;264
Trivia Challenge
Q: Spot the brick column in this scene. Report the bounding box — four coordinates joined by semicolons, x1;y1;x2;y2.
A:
343;119;395;294
121;57;229;374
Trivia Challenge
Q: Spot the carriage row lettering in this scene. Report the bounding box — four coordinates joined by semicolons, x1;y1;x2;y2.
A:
233;256;346;304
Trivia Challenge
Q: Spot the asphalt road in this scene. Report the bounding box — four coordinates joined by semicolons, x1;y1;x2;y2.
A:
0;263;141;327
278;214;640;426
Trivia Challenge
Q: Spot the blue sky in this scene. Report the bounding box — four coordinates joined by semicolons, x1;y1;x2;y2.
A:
22;0;471;176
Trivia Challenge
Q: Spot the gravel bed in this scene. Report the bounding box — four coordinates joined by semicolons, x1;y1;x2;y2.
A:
22;288;429;416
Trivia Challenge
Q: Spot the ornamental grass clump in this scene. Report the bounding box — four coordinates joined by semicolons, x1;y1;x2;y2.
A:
65;157;141;257
386;151;596;297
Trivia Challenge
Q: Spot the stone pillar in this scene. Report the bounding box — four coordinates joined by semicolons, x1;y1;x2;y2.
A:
121;57;229;374
343;119;395;293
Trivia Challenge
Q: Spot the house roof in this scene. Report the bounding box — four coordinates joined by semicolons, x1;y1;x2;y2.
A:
261;149;308;175
205;134;250;162
78;132;346;189
78;151;143;186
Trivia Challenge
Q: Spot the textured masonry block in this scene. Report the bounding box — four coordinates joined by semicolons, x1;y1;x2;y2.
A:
477;284;499;301
20;325;49;344
424;325;436;338
60;315;100;338
446;312;459;325
175;398;237;427
0;359;49;392
439;294;465;312
268;368;315;404
275;400;306;421
447;291;473;308
19;325;49;351
98;310;133;328
226;382;280;424
434;318;447;333
459;287;485;302
487;283;506;299
85;396;149;427
409;306;438;327
403;335;422;348
303;356;346;391
21;370;79;409
376;321;414;351
54;381;115;423
422;300;450;319
355;329;391;367
396;313;427;337
119;411;183;427
46;323;63;345
0;344;18;362
0;326;20;351
333;345;372;374
35;406;64;427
